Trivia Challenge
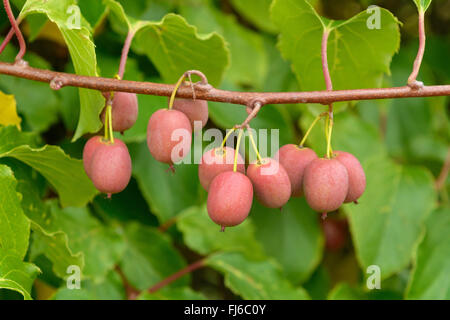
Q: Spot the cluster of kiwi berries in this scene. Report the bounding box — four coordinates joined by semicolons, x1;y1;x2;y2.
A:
145;93;366;231
83;81;365;232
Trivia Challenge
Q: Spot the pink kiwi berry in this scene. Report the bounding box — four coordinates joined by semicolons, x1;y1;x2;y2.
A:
198;146;245;191
83;136;104;178
172;98;209;131
147;109;192;164
303;158;349;215
334;151;366;203
101;92;138;133
246;158;291;209
89;138;132;196
275;144;318;197
207;171;253;230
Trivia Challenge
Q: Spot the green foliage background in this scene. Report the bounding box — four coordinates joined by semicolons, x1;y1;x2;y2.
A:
0;0;448;300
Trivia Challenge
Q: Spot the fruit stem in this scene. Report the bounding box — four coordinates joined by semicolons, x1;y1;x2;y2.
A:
103;103;114;143
233;129;244;172
408;10;426;87
221;127;237;149
118;31;135;80
326;111;334;158
3;0;26;62
248;127;263;163
299;112;326;147
168;73;187;110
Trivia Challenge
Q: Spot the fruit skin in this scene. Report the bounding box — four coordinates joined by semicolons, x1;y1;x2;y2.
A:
207;171;253;228
334;151;366;203
89;138;132;195
246;158;291;209
198;147;245;191
101;92;138;132
147;109;192;164
83;136;104;178
303;158;349;213
275;145;317;197
172;98;209;131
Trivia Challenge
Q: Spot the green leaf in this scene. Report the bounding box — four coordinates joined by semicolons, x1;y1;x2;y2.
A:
230;0;278;33
134;14;229;86
30;228;84;281
53;271;125;300
406;207;450;299
0;249;40;300
44;201;124;281
0;165;30;259
180;0;267;89
177;205;265;260
120;223;188;291
206;252;310;300
271;0;400;91
105;0;230;86
130;141;201;223
139;287;206;300
20;0;105;141
0;143;98;207
78;0;107;30
2;159;83;280
251;198;324;284
413;0;432;12
0;126;37;154
345;157;436;279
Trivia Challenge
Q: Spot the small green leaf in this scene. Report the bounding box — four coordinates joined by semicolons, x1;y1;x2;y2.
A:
139;287;206;300
345;157;436;279
406;207;450;299
20;0;105;141
413;0;432;12
206;252;310;300
0;249;40;300
251;198;324;284
0;144;98;207
130;141;201;223
120;223;188;291
271;0;400;91
177;205;265;260
0;165;30;259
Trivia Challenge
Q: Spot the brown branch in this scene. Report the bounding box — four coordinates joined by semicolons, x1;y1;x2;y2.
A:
115;266;140;300
0;62;450;106
147;259;206;294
